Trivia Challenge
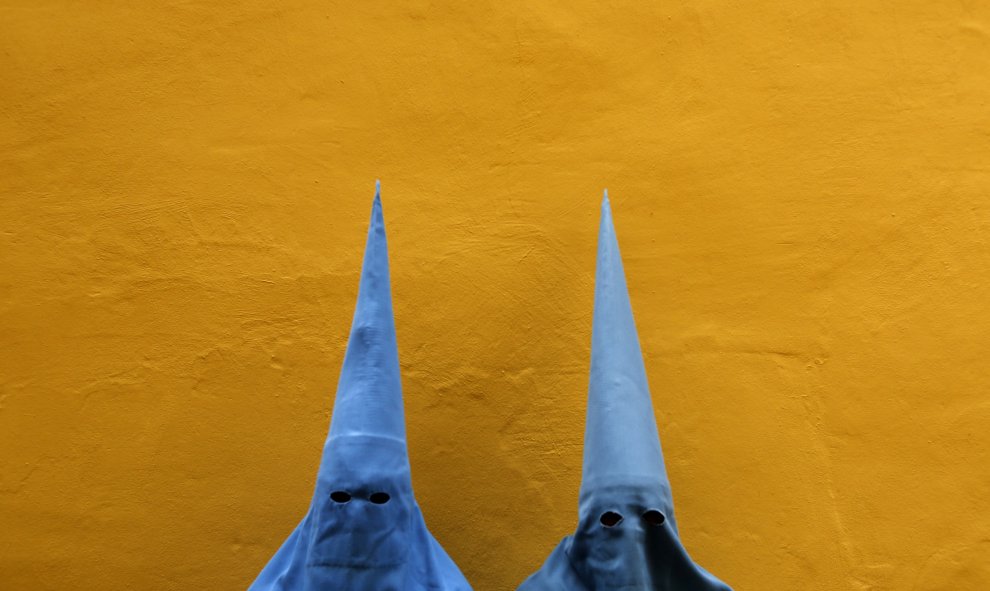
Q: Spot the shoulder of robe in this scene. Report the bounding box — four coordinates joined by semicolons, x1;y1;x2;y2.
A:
517;542;587;591
675;541;734;591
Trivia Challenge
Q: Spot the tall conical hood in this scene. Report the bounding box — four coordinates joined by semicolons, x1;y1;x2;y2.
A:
325;180;406;444
579;190;670;502
517;192;733;591
248;182;474;591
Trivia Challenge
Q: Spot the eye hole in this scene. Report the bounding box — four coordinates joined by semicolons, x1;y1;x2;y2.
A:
600;511;623;527
642;510;666;526
330;491;351;503
369;492;391;504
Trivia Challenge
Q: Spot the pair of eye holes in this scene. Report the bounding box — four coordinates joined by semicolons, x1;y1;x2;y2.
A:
330;491;391;504
600;510;665;528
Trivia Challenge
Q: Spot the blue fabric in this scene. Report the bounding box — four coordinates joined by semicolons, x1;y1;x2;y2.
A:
248;183;472;591
518;192;732;591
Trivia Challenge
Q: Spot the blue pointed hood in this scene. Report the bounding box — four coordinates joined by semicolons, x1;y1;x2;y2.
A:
327;181;404;442
321;180;411;488
248;182;472;591
516;191;732;591
579;190;670;505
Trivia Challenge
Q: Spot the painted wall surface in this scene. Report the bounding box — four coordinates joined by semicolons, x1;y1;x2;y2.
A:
2;2;989;590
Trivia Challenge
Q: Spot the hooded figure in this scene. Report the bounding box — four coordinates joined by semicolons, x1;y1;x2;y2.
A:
248;183;472;591
517;192;732;591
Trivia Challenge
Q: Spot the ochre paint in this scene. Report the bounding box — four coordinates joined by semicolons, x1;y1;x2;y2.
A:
2;2;989;590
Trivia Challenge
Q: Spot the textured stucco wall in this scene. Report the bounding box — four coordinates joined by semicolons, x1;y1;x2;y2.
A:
2;2;989;590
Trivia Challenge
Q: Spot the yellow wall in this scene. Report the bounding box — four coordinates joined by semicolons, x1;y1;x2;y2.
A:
2;2;989;589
